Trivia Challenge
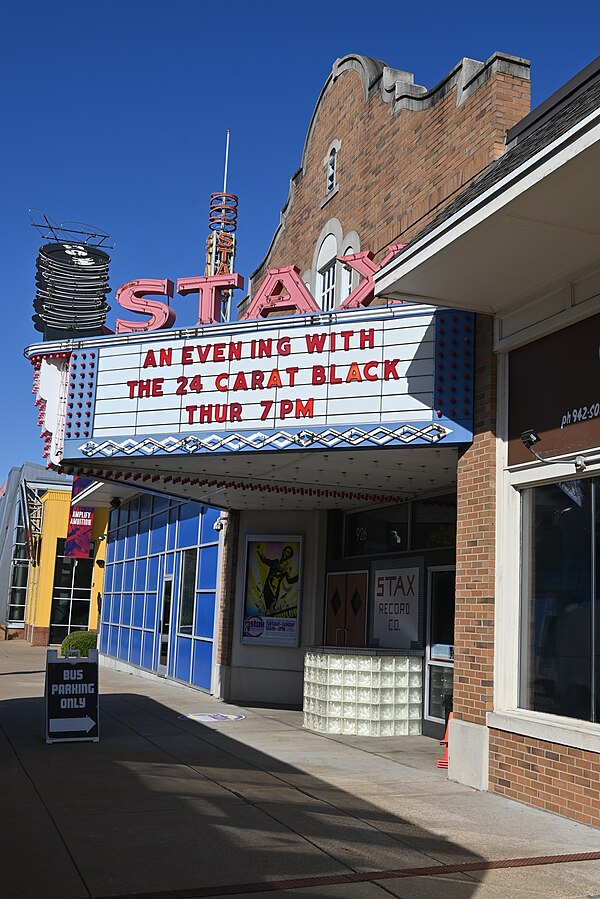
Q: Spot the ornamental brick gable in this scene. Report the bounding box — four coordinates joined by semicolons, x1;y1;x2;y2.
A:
246;53;530;306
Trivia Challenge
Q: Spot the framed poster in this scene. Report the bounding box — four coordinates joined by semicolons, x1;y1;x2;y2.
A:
241;535;302;646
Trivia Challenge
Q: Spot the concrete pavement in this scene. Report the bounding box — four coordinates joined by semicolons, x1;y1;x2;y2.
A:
1;640;599;899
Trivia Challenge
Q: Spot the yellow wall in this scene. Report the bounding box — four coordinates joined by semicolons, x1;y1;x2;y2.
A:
25;489;108;637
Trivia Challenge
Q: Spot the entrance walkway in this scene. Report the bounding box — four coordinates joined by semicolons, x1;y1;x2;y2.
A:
1;641;599;899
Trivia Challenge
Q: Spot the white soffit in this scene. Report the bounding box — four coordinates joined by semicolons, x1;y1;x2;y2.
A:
374;112;600;314
67;445;459;512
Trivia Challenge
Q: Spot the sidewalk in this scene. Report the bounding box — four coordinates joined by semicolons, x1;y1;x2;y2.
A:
1;641;599;899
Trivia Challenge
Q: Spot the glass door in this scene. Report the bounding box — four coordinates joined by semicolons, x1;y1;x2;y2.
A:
425;566;455;725
158;577;173;675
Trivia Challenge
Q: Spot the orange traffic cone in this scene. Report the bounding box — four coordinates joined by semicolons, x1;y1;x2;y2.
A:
436;711;453;769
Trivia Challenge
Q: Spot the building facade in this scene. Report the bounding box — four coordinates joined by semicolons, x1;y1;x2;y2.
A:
0;462;107;645
98;492;220;691
375;56;600;824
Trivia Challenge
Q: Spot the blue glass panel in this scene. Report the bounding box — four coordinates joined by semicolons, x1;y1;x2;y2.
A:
175;637;192;682
117;506;128;528
137;517;149;556
108;508;119;532
103;564;114;594
134;558;147;591
111;594;122;624
167;507;178;551
198;545;219;589
101;594;111;625
144;593;157;629
112;564;123;593
194;593;215;638
118;627;130;661
99;624;109;653
132;594;144;628
147;555;159;591
126;525;137;559
130;629;142;666
121;593;132;626
128;496;140;522
178;503;199;548
192;640;212;690
150;512;168;555
139;493;153;519
153;494;169;514
115;529;126;563
201;506;220;541
123;561;134;592
165;553;174;576
142;631;154;669
105;533;116;564
108;625;118;657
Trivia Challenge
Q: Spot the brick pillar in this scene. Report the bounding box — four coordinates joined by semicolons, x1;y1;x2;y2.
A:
454;314;497;726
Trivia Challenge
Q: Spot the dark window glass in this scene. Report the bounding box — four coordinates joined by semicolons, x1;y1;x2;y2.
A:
11;562;29;589
73;558;94;590
412;494;456;550
344;504;409;557
430;569;455;659
429;666;454;720
49;625;68;645
53;556;74;590
70;601;90;627
13;542;28;561
49;540;94;639
51;597;71;625
178;549;197;635
8;603;25;621
520;479;596;722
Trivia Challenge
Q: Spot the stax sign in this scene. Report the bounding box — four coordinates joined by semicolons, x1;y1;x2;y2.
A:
114;245;405;333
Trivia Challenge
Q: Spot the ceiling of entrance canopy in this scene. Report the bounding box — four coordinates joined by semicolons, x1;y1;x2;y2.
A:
68;445;459;511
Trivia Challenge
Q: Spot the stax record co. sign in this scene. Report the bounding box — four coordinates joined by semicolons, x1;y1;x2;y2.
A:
113;245;405;332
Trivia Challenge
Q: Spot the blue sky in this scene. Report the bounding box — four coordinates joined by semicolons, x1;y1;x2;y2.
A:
2;0;599;479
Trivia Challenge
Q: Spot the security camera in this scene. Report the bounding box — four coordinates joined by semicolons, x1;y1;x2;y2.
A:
520;429;541;449
213;515;227;532
109;497;121;510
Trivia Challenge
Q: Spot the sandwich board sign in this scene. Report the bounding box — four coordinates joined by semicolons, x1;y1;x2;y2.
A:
45;648;99;743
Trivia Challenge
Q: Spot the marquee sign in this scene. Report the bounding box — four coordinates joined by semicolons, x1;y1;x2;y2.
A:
46;305;473;464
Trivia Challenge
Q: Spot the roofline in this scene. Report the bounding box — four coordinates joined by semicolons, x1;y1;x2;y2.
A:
507;54;600;147
374;101;600;301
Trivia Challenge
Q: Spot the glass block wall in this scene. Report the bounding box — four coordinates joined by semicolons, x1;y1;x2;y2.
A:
303;651;423;736
99;493;220;691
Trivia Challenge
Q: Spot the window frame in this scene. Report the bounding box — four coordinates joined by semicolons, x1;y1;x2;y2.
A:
318;258;337;311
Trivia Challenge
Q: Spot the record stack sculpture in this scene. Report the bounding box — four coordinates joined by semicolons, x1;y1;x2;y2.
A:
33;242;111;340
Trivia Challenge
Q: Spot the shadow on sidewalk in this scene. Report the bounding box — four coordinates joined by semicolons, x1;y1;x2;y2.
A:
0;690;483;899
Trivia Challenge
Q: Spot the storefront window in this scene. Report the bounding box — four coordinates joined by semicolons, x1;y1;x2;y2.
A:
49;538;94;645
177;548;198;635
7;504;32;623
411;495;456;550
344;494;456;558
520;478;599;723
344;505;409;557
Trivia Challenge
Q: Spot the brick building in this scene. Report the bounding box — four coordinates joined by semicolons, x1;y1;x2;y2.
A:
376;56;600;824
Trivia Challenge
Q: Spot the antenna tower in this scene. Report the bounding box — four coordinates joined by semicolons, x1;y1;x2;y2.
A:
205;130;238;321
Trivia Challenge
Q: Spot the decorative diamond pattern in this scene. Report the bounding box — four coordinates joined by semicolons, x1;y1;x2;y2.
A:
76;423;452;458
330;590;342;615
350;590;362;617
